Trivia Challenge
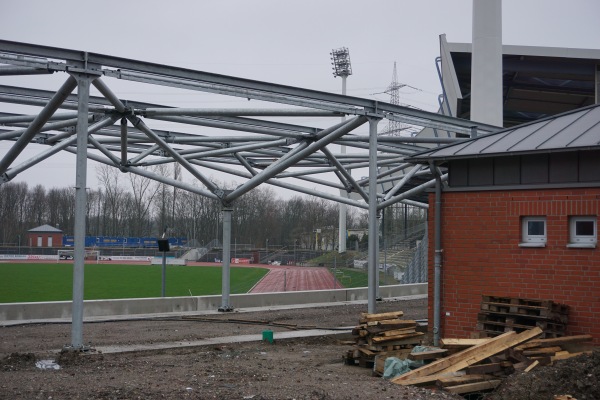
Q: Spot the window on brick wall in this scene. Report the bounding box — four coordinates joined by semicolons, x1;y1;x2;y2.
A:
567;216;597;248
520;217;547;247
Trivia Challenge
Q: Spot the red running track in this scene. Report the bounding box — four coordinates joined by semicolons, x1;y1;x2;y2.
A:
250;266;341;293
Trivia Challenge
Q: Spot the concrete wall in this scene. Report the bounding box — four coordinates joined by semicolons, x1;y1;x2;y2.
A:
0;283;426;322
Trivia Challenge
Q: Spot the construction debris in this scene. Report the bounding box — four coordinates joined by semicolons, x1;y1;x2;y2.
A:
390;331;594;396
343;308;596;397
343;310;426;373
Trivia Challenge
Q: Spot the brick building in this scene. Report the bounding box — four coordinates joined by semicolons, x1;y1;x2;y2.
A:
407;104;600;344
27;225;63;248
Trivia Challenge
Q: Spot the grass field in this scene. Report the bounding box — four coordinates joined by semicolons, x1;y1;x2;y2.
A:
0;263;269;303
330;267;400;288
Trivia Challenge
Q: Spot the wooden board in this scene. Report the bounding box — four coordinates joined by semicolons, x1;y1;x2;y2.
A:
369;332;424;345
378;319;416;327
408;349;448;361
393;371;465;387
359;311;404;323
378;327;417;337
524;360;539;372
444;379;502;394
514;334;593;351
391;328;543;383
436;374;495;387
440;338;488;349
465;361;513;375
551;351;592;362
522;346;563;356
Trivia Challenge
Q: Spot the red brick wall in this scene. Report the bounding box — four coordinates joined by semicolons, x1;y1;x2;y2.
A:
427;188;600;343
27;233;63;247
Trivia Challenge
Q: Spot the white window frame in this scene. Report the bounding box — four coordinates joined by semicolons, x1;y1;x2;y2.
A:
519;216;547;248
567;216;597;248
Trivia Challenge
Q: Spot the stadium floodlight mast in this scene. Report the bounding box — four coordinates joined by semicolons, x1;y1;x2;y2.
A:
330;47;352;253
330;47;352;79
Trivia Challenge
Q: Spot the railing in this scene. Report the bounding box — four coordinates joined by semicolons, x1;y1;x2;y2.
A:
401;226;428;284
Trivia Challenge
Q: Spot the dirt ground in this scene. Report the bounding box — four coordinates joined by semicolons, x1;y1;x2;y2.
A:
0;297;598;400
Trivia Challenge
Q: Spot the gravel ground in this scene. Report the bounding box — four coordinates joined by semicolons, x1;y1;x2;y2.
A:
0;297;465;399
1;296;597;400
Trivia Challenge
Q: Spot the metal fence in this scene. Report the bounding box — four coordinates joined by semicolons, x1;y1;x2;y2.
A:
401;226;428;284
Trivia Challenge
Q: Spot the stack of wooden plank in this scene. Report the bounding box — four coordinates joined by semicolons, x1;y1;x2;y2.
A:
343;311;425;372
390;329;594;396
477;295;569;338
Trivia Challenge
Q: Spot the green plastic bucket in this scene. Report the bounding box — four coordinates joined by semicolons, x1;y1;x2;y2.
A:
262;330;274;343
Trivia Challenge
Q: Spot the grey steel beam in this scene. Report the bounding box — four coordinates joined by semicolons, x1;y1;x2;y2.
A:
0;76;77;176
383;165;423;201
120;118;127;169
399;199;429;209
0;84;111;112
0;36;498;136
343;135;461;144
92;78;126;113
320;146;369;202
190;159;368;209
0;65;53;76
3;116;117;181
127;115;220;195
0;111;80;124
66;148;220;200
378;174;448;210
105;70;496;135
224;117;367;202
234;153;259;176
141;107;340;117
277;156;406;179
148;114;317;139
367;118;380;314
128;144;161;164
88;134;121;166
177;138;290;160
0;117;83;141
90;78;223;194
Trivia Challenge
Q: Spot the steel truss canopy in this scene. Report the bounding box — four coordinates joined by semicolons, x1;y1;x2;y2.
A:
0;39;501;209
0;39;504;349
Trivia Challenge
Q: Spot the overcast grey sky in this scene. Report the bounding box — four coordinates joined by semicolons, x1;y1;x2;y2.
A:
1;0;599;192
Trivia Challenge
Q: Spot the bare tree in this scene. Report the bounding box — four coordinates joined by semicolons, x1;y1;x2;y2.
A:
96;165;125;236
127;169;160;236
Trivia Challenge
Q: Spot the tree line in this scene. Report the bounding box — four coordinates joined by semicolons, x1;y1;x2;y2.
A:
0;165;371;250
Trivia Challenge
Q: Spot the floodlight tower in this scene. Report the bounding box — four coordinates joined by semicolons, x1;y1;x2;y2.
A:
330;47;352;253
331;47;352;97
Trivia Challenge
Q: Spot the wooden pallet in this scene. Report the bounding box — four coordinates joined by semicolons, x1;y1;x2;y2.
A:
478;295;568;338
481;295;569;314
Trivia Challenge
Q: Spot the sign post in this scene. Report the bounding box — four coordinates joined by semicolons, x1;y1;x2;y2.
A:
157;238;170;297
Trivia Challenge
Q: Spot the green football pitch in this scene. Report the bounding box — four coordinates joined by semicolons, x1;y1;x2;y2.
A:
0;263;269;303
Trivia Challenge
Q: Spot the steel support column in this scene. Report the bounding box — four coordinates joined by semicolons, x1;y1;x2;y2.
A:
339;75;348;254
219;206;234;311
68;74;93;350
367;117;380;314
